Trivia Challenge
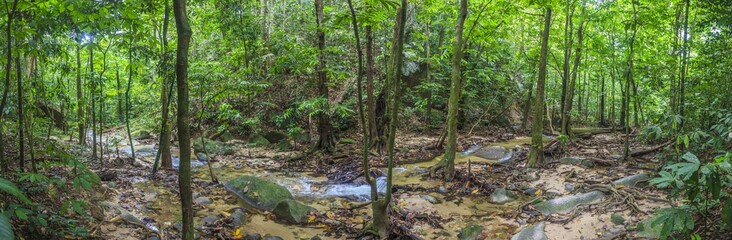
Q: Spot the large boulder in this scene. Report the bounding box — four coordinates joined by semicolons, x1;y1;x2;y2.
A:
248;135;271;147
273;199;316;224
225;176;293;210
474;146;511;161
194;138;235;155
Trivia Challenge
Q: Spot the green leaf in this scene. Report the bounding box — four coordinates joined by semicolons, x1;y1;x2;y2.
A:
0;178;31;204
0;215;13;240
723;198;732;227
682;152;699;164
13;209;28;221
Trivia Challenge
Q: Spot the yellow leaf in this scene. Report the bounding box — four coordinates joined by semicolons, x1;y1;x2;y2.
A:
534;189;542;196
472;189;480;194
399;201;407;206
326;211;336;219
233;226;244;239
308;215;317;223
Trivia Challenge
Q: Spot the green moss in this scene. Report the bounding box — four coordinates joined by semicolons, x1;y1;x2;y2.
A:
273;199;315;224
225;176;293;210
458;225;484;240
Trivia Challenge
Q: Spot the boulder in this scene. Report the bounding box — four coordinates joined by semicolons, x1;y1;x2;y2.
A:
458;225;485;240
201;215;219;226
244;233;262;240
194;138;235;155
132;130;151;139
225;176;293;210
490;188;518;204
196;152;208;162
231;208;247;228
474;146;511;161
248;135;271;147
194;197;213;205
511;222;547;240
275;139;292;151
273;199;316;224
534;191;604;215
263;131;288;144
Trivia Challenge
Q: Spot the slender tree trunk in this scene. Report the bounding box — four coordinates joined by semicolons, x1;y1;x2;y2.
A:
365;26;377;145
90;44;97;159
173;0;194;237
527;7;551;168
125;46;136;161
77;45;85;145
369;0;407;236
16;55;24;170
561;5;585;136
159;1;173;169
560;0;574;129
623;1;638;161
678;0;690;132
0;0;19;172
670;4;681;114
443;0;468;180
599;72;605;126
116;67;123;123
314;0;335;153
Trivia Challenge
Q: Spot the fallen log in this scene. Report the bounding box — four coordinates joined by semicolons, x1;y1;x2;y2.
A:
630;140;673;157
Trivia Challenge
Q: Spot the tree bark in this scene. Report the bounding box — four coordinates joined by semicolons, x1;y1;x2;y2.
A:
443;0;468;180
16;55;24;170
173;0;194;238
623;1;638;161
560;0;575;129
125;46;136;162
77;44;85;145
527;7;552;168
159;1;173;169
314;0;336;153
561;5;585;136
0;0;19;172
366;26;377;145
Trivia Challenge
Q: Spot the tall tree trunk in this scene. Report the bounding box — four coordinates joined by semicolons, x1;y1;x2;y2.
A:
159;1;173;169
670;4;682;114
424;21;432;119
0;0;19;172
314;0;335;153
623;1;638;161
125;46;136;162
443;0;468;180
599;72;606;126
561;5;585;136
77;45;85;145
16;55;24;170
369;0;407;236
173;0;194;237
560;0;574;129
365;26;377;145
678;0;690;132
527;7;551;168
90;44;97;159
116;67;123;123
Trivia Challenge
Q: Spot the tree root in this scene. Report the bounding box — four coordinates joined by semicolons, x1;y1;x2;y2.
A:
586;184;643;214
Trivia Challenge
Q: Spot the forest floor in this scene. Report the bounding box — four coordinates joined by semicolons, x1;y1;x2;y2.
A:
68;127;674;240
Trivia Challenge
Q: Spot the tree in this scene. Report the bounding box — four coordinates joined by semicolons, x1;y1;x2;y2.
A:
0;0;19;172
527;7;552;168
623;0;638;161
561;4;586;136
172;0;194;238
442;0;468;180
313;0;336;153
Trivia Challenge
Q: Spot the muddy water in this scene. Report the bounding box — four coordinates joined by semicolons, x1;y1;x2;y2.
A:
105;134;541;239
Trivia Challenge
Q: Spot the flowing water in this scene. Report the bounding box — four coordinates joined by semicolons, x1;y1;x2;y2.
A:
103;134;546;239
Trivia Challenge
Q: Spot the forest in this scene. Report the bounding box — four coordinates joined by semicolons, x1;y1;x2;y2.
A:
0;0;731;239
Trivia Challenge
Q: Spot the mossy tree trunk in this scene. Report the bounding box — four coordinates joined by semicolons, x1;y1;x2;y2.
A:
172;0;194;238
443;0;468;181
527;7;551;168
0;0;18;172
314;0;336;153
159;1;173;169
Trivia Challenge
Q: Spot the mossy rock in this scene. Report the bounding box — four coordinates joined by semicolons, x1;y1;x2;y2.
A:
132;130;151;139
511;222;547;240
225;176;293;210
194;138;236;155
635;215;662;238
219;131;235;142
611;213;626;225
613;173;650;187
273;199;315;224
263;131;288;144
275;139;292;151
458;225;484;240
248;135;271;147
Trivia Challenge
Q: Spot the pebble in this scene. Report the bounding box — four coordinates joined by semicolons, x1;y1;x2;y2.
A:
194;197;213;205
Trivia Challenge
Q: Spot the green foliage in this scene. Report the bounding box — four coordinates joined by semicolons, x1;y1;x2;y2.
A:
0;178;31;205
0;214;13;240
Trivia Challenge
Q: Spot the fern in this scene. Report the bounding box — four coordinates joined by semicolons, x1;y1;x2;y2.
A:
0;178;31;205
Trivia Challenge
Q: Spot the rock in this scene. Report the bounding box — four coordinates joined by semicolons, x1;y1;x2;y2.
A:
310;236;322;240
523;188;541;196
339;138;357;144
564;183;575;192
474;146;511;161
196;152;208;162
534;191;604;215
145;237;160;240
263;235;284;240
194;138;236;155
438;186;448;193
490;188;517;204
219;131;235;142
458;225;484;240
635;215;662;238
613;173;649;187
231;208;247;228
225;176;293;210
132;130;151;139
559;157;595;168
511;222;547;240
273;199;316;224
201;215;219;226
244;233;262;240
420;194;439;204
275;139;292;151
611;213;626;225
248;135;271;147
601;226;625;240
194;197;213;205
263;131;288;144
